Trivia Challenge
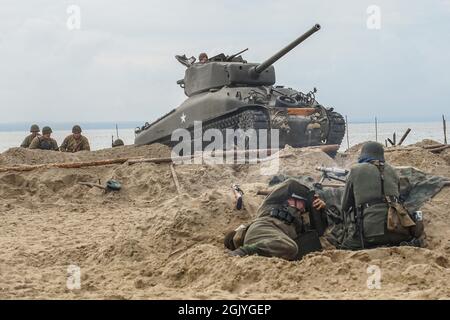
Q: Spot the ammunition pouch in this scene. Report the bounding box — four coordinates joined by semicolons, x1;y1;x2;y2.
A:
224;224;249;251
386;198;416;237
233;224;249;249
270;207;295;225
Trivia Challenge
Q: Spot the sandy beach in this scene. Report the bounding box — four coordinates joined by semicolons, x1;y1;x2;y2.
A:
0;141;449;299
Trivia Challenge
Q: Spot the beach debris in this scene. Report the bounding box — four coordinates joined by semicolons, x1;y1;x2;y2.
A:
231;184;244;210
170;164;182;195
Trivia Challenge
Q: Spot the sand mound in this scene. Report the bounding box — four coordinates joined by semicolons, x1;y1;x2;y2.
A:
0;143;449;299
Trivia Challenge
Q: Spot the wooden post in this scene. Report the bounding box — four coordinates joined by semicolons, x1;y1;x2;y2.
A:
393;132;396;146
375;117;378;142
443;115;448;145
385;139;388;147
345;115;350;150
387;138;395;146
170;164;182;195
398;128;411;146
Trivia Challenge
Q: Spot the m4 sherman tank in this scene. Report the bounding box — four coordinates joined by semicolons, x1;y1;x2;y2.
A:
135;24;345;156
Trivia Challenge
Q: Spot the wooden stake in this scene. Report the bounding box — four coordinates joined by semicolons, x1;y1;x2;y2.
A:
393;132;396;146
170;164;182;195
345;115;350;150
387;138;395;146
443;115;448;145
398;128;411;146
375;117;378;142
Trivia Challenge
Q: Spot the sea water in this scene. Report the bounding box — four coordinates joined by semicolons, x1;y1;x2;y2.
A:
0;122;446;153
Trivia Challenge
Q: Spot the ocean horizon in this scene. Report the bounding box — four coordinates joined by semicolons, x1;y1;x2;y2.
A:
0;121;447;153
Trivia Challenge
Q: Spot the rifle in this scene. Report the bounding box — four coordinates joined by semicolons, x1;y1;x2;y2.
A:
232;184;244;210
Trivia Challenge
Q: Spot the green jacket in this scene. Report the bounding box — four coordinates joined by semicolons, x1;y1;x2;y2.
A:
29;136;59;151
342;162;399;238
60;134;90;152
20;134;40;148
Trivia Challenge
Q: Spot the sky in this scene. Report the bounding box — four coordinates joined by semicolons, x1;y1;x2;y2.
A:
0;0;449;125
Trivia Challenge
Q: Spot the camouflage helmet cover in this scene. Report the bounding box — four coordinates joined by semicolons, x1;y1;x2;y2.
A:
30;124;40;132
72;125;82;134
42;126;52;134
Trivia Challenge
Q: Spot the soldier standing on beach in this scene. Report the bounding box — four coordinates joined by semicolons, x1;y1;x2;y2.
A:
60;125;90;153
20;124;41;148
29;126;59;151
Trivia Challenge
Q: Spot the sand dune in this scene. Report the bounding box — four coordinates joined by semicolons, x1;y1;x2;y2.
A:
0;142;449;299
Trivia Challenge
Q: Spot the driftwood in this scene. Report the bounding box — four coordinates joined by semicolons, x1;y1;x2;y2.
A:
127;157;174;165
422;144;448;150
384;147;418;153
0;144;340;173
428;145;450;153
0;158;139;173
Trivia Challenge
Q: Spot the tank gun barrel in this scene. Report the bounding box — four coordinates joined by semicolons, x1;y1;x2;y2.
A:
252;24;321;76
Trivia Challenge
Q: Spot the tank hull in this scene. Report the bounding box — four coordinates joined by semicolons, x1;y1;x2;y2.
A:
134;85;345;154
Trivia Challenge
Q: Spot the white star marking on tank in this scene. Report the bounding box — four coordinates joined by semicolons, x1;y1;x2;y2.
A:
180;113;187;123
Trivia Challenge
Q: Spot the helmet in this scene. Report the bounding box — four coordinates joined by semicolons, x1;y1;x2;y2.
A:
359;141;385;162
30;124;40;132
106;179;122;191
290;193;308;202
72;125;82;134
42;126;52;135
112;139;124;147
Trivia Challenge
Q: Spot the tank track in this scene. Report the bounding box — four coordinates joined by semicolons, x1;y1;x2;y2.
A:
201;107;270;149
160;107;271;149
326;111;346;157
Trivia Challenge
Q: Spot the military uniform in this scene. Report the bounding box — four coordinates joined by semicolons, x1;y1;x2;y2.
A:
20;124;40;148
21;133;40;148
340;142;414;250
232;179;318;260
29;136;59;151
60;134;90;152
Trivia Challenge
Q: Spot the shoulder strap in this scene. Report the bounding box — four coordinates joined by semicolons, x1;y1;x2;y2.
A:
371;161;386;200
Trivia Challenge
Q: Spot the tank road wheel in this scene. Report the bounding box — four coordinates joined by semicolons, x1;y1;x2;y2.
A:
235;109;270;150
326;111;346;157
201;108;270;151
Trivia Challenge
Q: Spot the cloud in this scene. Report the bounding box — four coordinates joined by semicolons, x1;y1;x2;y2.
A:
0;0;449;124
